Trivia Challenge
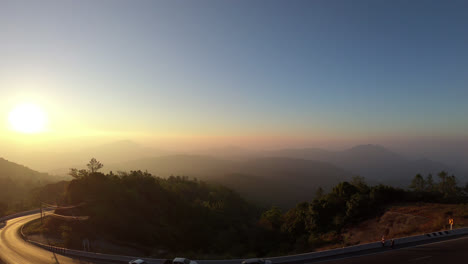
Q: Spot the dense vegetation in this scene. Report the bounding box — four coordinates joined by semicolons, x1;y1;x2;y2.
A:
48;159;260;258
26;159;466;258
108;155;351;208
257;172;468;253
0;158;64;217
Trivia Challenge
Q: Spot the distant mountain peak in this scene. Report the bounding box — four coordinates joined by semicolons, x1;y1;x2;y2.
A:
343;144;403;161
0;156;52;179
102;140;140;148
347;144;388;152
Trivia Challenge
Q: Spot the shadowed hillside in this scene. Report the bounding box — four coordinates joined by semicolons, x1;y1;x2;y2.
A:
269;144;451;186
26;161;468;259
0;158;63;214
106;155;352;208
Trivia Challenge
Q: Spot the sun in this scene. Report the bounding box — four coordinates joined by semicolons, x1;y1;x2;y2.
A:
8;103;48;134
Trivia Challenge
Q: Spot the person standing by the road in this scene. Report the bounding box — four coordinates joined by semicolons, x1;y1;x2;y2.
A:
391;239;394;249
381;236;385;247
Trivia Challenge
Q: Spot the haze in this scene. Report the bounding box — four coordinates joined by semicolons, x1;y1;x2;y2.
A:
3;1;468;263
1;0;467;172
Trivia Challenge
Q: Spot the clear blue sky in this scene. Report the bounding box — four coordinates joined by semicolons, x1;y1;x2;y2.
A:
1;0;467;149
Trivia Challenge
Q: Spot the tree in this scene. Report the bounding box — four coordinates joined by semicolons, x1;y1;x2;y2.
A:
259;206;283;230
445;174;458;198
309;198;341;232
436;171;459;198
282;202;310;236
69;168;89;179
346;193;369;220
409;174;425;191
426;174;434;192
87;158;103;173
464;182;468;196
437;171;448;193
351;175;370;194
332;182;358;199
315;187;324;200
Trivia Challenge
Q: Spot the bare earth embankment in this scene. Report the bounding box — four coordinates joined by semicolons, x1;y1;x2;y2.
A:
341;203;468;246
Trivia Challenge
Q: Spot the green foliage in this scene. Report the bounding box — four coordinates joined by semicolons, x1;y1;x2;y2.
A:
346;193;369;219
426;174;434;192
351;176;370;194
29;181;69;206
281;202;310;236
68;168;89;179
277;171;467;251
314;187;324;200
332;182;358;200
39;160;468;258
406;171;463;202
87;158;103;173
437;172;458;198
259;207;283;230
409;174;425;191
64;166;261;256
0;158;57;211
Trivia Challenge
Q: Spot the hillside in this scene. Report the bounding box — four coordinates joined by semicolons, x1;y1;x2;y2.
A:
11;141;457;189
269;144;451;186
106;155;352;208
0;157;51;182
33;172;262;258
0;158;61;212
23;163;468;259
339;203;468;248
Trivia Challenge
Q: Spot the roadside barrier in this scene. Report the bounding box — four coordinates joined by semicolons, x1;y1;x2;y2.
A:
0;207;56;223
0;209;41;223
20;233;167;264
7;210;468;264
198;227;468;264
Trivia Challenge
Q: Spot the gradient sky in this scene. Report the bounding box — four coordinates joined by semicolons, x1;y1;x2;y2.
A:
1;0;467;150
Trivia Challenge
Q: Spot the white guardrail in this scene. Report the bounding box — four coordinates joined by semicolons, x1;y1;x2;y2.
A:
0;209;42;223
3;210;468;264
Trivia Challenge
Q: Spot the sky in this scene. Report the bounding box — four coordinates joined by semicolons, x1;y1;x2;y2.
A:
1;0;467;153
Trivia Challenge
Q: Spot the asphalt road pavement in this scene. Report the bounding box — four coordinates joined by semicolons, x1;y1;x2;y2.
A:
2;212;468;264
0;213;99;264
308;235;468;264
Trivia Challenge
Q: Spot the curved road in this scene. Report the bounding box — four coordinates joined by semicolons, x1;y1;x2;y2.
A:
0;213;96;264
304;235;468;264
3;212;468;264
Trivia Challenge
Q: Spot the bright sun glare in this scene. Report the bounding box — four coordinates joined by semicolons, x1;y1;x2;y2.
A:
8;103;48;134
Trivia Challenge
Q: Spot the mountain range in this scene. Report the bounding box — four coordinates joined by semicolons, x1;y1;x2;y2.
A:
267;144;452;186
0;158;63;206
100;144;453;207
0;142;461;208
105;155;351;207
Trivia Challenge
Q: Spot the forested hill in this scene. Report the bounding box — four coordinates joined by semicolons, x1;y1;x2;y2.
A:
41;164;468;259
61;171;260;257
0;157;60;212
106;155;352;208
0;157;50;181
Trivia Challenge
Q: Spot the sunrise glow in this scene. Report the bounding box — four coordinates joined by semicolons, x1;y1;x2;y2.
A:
8;103;48;134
